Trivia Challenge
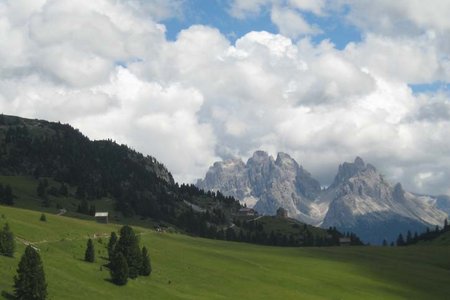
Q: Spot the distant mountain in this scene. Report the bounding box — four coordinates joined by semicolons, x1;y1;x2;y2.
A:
2;114;342;248
436;195;450;215
197;151;321;223
317;157;447;244
198;152;449;244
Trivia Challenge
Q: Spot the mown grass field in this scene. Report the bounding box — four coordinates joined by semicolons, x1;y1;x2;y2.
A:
1;205;449;300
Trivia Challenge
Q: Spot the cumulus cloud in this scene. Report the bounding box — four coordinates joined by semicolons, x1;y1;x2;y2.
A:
1;0;450;196
342;0;450;35
271;6;321;38
229;0;324;39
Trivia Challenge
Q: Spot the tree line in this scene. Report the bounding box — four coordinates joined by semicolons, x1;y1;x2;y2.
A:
385;218;450;246
0;117;240;232
0;183;14;205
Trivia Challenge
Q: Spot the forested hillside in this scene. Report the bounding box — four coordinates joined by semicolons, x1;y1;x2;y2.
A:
0;114;355;246
0;114;239;229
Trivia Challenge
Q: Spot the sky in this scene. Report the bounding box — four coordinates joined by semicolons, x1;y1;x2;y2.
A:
1;0;450;195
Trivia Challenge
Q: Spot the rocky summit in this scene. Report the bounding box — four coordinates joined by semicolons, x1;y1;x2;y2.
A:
197;153;448;244
197;151;321;223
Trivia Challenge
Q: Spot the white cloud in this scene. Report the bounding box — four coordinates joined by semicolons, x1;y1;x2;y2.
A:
271;6;321;39
1;0;450;196
230;0;324;39
288;0;325;15
343;0;450;35
229;0;271;19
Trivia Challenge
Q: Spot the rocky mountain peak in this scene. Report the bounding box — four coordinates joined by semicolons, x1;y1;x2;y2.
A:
198;152;448;244
331;156;378;187
393;183;406;202
354;156;365;167
275;152;298;169
249;150;270;161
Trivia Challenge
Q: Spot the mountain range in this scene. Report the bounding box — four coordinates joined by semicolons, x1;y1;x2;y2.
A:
197;151;449;244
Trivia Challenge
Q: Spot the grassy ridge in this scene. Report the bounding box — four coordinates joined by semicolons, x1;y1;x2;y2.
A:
1;205;449;300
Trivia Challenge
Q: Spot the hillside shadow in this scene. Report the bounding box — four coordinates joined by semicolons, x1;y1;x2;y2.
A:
301;246;450;299
1;290;15;300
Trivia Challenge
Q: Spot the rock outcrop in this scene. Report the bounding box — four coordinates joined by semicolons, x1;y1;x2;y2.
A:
198;153;449;244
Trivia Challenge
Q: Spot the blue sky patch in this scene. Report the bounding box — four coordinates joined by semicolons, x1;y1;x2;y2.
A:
409;82;450;94
161;0;361;49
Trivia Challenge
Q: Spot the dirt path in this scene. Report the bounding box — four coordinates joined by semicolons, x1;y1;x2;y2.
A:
15;231;151;247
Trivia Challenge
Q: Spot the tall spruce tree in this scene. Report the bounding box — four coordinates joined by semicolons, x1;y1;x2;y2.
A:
0;223;15;257
115;225;142;278
110;252;128;286
14;245;48;300
84;238;95;263
406;230;412;244
396;233;405;246
107;232;118;261
140;246;152;276
3;185;13;205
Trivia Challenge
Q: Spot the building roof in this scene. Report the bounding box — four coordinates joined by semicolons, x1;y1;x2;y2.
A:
95;212;109;217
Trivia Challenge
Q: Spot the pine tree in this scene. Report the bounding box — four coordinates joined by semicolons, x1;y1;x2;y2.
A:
115;225;142;279
0;183;3;203
89;204;96;216
36;180;47;199
140;246;152;276
58;183;68;197
14;245;48;300
3;185;14;205
40;214;47;222
0;223;15;257
396;233;405;246
107;232;118;261
110;252;128;285
445;218;448;230
382;239;388;246
406;230;412;245
84;238;95;263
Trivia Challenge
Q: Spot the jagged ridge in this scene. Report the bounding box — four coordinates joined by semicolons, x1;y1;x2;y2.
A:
198;153;449;244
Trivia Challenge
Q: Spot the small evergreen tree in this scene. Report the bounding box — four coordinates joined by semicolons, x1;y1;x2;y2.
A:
115;225;142;279
445;218;448;230
14;245;48;300
0;183;3;203
89;204;96;216
36;180;47;199
140;246;152;276
107;232;118;261
40;214;47;222
110;252;128;286
396;233;405;246
406;230;412;244
84;238;95;263
382;239;388;246
3;185;14;205
0;223;15;257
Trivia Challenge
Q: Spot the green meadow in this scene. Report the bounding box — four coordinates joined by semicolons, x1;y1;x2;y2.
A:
1;205;449;300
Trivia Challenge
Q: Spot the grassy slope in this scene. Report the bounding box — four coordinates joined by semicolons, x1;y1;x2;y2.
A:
1;205;450;300
427;230;450;246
